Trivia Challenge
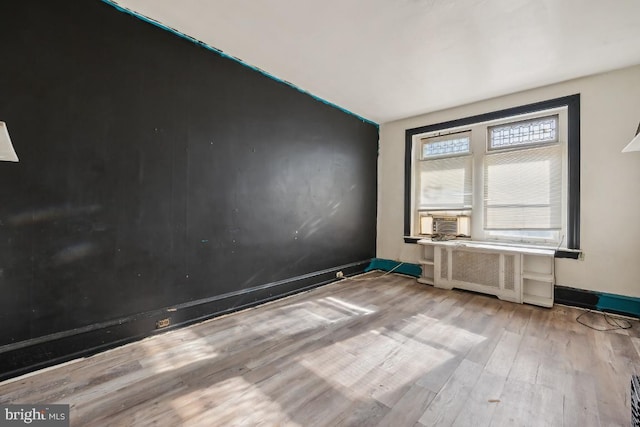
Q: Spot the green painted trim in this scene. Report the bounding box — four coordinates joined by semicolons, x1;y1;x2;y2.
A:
365;258;421;278
597;292;640;318
100;0;378;127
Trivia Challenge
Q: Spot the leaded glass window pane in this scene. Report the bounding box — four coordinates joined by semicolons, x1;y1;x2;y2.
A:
421;134;470;158
489;115;558;150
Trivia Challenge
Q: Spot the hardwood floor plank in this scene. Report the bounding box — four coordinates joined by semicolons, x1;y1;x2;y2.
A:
507;334;549;384
417;359;484;426
332;398;390;427
489;379;563;427
561;374;602;427
415;354;464;394
484;330;522;377
452;370;507;427
287;383;356;427
378;384;436;427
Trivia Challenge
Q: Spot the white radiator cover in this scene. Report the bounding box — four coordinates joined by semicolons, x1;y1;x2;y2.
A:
436;246;520;302
418;240;555;307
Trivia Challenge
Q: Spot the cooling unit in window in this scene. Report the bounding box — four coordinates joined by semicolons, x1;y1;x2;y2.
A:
420;215;470;238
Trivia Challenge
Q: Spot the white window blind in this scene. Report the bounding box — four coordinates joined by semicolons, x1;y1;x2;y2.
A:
419;155;472;210
484;145;562;230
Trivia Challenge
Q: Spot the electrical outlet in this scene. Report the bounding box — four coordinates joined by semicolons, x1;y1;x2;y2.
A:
156;318;170;329
336;271;344;278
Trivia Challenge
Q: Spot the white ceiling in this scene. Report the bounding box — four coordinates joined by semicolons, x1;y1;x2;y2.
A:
111;0;640;124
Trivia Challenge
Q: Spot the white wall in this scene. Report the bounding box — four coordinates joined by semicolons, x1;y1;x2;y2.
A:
377;64;640;298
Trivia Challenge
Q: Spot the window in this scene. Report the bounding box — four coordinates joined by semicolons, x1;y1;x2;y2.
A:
484;115;563;243
418;132;472;211
404;95;580;249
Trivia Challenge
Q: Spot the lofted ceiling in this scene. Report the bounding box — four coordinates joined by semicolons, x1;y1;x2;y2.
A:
109;0;640;124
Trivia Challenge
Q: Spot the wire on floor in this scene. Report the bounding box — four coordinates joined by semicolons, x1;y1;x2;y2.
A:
576;309;633;331
341;262;405;282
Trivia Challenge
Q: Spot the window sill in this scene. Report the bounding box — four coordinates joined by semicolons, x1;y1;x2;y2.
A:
404;236;581;259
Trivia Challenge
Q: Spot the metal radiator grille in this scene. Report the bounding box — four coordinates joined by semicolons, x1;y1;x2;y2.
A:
440;248;448;280
504;255;515;291
452;250;500;287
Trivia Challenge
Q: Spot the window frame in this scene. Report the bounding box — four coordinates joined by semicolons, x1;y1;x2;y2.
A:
404;94;580;250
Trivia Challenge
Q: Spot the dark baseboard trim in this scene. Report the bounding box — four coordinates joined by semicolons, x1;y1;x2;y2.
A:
554;285;640;319
0;259;371;382
554;285;600;310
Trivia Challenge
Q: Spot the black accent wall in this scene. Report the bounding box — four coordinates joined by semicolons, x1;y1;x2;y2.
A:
0;1;378;379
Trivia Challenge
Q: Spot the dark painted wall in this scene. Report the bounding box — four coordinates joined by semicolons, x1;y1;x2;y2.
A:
0;1;377;377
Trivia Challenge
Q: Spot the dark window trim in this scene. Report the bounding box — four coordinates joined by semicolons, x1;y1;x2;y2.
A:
555;249;580;259
404;94;580;249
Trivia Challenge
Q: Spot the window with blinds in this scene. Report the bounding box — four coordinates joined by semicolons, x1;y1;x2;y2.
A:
410;107;568;245
484;116;562;243
418;133;472;211
484;144;562;230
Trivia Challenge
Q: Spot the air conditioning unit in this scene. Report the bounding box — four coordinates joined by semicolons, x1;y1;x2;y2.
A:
420;214;470;238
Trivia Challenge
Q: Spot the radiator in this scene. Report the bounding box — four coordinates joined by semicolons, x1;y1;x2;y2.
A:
434;245;521;303
418;240;555;307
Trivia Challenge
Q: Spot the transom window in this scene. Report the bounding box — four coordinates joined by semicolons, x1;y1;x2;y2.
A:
489;115;558;149
404;95;580;249
422;134;470;158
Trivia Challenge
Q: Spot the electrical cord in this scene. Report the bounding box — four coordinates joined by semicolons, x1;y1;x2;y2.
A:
341;262;406;282
576;309;633;331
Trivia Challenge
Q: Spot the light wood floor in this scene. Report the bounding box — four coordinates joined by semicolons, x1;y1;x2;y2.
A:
1;273;639;426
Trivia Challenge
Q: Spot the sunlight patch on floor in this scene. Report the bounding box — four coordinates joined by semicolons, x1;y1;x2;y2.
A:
324;296;376;315
296;309;487;403
169;376;300;426
140;329;218;374
250;296;376;336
